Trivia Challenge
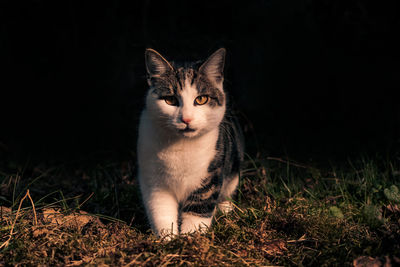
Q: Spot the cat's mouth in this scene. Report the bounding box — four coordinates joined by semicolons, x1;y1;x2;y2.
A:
175;124;199;137
179;127;196;133
176;125;198;137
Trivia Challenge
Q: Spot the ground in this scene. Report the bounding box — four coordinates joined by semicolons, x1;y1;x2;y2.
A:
1;153;400;266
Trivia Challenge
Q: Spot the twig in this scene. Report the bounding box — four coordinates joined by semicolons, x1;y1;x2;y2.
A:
77;192;94;210
287;234;318;244
0;189;37;249
231;201;244;214
225;249;251;266
124;255;143;267
26;190;38;226
266;157;312;169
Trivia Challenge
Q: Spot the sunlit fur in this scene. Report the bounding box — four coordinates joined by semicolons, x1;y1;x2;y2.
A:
137;48;243;237
145;78;226;139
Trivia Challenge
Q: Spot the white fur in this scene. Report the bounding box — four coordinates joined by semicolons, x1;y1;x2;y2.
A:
218;175;239;213
180;213;213;234
138;78;226;236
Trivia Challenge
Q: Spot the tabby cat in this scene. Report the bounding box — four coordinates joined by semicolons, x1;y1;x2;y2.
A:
137;48;244;236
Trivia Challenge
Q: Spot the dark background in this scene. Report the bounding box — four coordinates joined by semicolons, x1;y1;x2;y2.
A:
1;0;399;164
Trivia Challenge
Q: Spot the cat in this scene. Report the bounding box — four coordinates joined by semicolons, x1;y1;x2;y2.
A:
137;48;244;237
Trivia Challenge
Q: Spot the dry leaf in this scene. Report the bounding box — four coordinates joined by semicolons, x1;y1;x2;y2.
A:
32;227;50;238
42;208;102;230
353;256;400;267
385;204;400;214
261;240;287;255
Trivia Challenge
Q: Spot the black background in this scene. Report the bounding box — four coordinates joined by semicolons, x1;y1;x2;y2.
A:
1;0;399;163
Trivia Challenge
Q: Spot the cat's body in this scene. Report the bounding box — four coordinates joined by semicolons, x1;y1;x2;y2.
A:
137;48;244;236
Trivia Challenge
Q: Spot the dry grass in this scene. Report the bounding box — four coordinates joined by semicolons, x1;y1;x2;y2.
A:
1;155;400;266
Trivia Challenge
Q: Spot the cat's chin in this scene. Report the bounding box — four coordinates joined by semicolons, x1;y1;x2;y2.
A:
178;128;199;138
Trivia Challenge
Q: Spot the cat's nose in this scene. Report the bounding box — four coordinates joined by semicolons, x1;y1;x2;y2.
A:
181;117;192;124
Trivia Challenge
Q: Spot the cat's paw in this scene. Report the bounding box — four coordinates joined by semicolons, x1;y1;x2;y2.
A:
217;201;234;214
157;228;178;242
180;213;212;234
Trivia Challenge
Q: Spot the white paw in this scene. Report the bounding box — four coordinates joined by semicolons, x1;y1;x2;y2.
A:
159;232;175;241
180;213;212;234
218;201;234;214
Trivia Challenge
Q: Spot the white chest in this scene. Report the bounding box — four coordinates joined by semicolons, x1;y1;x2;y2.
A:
138;112;218;201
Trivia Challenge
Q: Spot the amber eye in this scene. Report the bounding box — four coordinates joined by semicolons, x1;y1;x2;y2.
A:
163;96;178;106
194;95;209;105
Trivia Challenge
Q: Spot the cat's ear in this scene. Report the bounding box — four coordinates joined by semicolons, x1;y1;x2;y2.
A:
145;48;174;77
199;48;226;84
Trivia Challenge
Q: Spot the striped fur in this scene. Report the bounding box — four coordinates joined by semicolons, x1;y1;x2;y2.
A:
137;48;244;236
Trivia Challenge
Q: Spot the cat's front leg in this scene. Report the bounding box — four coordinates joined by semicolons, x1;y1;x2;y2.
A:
217;174;239;214
180;173;220;234
144;189;179;237
180;193;217;234
180;211;214;234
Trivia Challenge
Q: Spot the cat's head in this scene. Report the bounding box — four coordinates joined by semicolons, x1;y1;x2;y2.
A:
144;48;226;138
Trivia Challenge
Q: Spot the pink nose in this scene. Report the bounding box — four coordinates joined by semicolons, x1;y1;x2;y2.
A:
181;117;192;124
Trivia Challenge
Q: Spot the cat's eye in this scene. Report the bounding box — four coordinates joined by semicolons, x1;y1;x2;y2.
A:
163;96;178;106
194;95;209;105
